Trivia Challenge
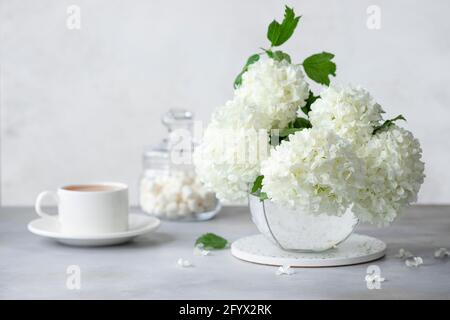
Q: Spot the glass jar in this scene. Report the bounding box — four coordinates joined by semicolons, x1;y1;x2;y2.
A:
139;109;220;221
249;194;358;252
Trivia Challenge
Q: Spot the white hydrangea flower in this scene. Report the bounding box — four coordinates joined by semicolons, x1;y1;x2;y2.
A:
261;128;365;215
193;58;310;203
193;125;269;203
208;96;272;130
352;125;425;225
308;85;384;147
235;58;310;129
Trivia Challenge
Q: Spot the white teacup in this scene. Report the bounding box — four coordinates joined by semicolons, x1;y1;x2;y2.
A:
35;182;129;236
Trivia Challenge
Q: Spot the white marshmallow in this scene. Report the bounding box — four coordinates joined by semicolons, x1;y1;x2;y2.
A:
177;203;190;216
181;186;194;200
140;172;217;218
187;199;199;212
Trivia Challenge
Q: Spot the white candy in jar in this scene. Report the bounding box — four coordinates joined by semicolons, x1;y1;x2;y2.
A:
140;171;216;219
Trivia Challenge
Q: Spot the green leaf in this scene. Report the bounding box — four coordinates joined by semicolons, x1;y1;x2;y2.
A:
373;115;406;134
195;233;228;249
278;128;302;138
250;176;268;201
270;117;312;146
303;52;336;86
267;6;301;47
274;118;311;143
234;54;260;88
266;50;291;63
251;175;264;193
301;90;320;115
259;192;268;201
293;117;312;129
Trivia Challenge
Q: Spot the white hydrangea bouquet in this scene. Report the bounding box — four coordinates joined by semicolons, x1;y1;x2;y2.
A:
194;5;425;243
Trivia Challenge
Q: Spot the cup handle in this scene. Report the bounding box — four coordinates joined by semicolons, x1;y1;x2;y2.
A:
35;191;59;219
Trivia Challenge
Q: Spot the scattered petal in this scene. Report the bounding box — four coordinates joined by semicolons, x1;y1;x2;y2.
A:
193;245;211;256
395;248;414;259
276;265;294;276
405;256;423;268
177;258;193;268
434;248;450;259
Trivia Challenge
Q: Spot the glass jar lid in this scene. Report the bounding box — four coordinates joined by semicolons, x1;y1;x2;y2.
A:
142;109;196;171
161;109;194;132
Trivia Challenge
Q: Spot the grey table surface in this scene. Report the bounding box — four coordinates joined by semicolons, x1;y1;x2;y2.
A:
0;205;449;300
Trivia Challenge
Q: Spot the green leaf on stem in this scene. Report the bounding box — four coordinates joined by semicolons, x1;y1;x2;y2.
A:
278;127;302;137
234;53;260;88
293;117;312;129
271;117;311;146
373;115;406;134
266;50;292;63
251;175;264;193
301;90;320;115
303;52;336;86
267;6;301;47
250;176;268;201
259;192;268;201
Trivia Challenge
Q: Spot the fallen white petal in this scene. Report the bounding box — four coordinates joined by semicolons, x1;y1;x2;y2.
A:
276;265;294;276
193;245;211;256
395;248;414;259
434;248;450;259
177;258;193;268
405;256;423;267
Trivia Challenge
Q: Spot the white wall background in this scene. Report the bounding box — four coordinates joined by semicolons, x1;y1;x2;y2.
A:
1;0;449;206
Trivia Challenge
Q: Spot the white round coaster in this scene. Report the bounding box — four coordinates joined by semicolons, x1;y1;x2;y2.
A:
231;233;386;267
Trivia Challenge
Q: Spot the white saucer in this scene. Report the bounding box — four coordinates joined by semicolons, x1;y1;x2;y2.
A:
28;213;160;247
231;233;386;267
